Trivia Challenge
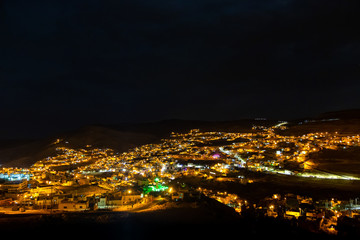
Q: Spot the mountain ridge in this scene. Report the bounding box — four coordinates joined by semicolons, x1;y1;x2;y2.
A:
1;109;360;168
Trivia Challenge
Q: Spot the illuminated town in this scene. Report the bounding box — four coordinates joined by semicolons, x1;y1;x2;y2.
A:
2;0;360;238
1;122;360;236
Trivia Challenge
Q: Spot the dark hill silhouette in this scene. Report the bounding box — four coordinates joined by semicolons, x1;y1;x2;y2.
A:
61;125;158;151
1;111;360;168
283;109;360;135
0;119;263;168
104;118;267;137
317;109;360;120
283;119;360;135
0;139;56;168
0;126;158;168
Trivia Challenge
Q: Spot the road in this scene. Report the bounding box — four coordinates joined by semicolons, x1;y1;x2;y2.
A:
112;196;166;213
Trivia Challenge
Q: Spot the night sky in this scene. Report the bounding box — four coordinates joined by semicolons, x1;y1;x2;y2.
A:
1;0;360;138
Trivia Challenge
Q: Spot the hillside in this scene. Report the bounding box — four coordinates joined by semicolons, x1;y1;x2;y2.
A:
0;126;158;168
1;112;359;168
105;118;269;137
59;125;159;151
282;109;360;136
282;119;360;135
0;119;264;168
317;109;360;120
0;139;56;168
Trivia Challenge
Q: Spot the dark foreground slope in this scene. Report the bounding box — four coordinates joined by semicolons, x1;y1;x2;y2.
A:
0;197;338;240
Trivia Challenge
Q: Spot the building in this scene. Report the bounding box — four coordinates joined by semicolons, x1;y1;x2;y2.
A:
96;192;143;209
171;192;184;201
58;200;88;211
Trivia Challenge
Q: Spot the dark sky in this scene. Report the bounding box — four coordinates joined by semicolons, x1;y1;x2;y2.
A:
1;0;360;138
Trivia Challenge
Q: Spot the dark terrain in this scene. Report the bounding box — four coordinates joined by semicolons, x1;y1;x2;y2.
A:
0;119;263;167
308;147;360;178
0;197;336;240
0;110;360;239
1;109;360;169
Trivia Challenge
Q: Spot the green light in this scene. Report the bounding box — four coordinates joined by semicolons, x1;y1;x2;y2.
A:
154;177;159;182
143;183;168;194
